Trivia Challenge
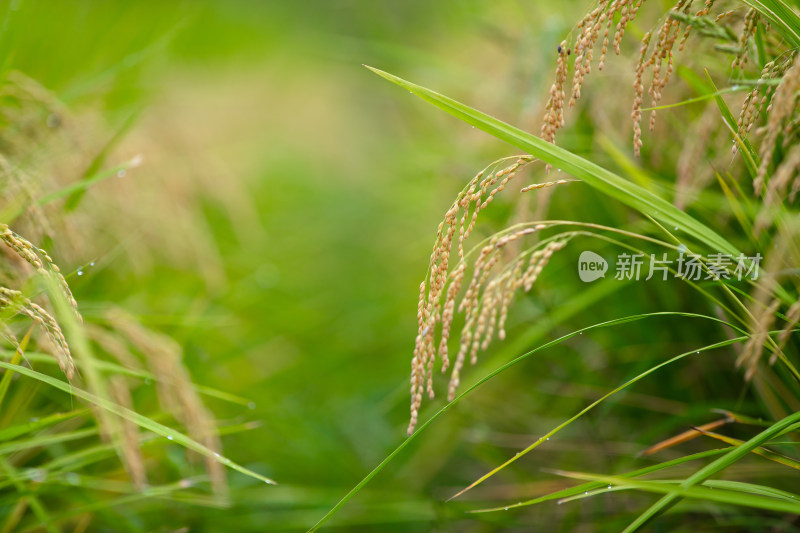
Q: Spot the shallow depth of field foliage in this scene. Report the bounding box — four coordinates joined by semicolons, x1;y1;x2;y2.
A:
1;0;800;531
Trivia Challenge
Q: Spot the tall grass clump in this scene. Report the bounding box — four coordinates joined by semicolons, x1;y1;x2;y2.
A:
313;0;800;530
0;12;277;531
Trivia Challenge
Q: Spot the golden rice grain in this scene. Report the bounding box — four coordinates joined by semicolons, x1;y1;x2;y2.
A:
520;179;575;193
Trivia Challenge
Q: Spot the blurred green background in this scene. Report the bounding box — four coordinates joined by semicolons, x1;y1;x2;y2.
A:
0;1;790;531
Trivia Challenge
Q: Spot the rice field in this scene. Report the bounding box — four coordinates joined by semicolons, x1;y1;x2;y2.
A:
1;1;800;531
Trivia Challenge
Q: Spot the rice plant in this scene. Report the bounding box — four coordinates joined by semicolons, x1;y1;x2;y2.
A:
3;0;800;531
313;0;800;530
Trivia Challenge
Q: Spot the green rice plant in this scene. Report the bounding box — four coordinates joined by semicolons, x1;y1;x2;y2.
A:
312;0;800;530
0;13;279;529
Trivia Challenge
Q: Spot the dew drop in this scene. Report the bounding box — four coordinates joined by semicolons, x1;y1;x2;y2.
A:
89;261;95;267
546;437;550;441
77;270;83;276
117;169;127;178
504;507;508;511
674;227;679;231
677;243;687;254
167;435;174;441
248;402;256;410
585;491;589;495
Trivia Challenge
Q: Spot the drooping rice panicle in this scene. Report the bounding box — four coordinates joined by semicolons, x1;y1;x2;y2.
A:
0;286;75;379
0;224;80;320
737;298;781;380
755;53;800;195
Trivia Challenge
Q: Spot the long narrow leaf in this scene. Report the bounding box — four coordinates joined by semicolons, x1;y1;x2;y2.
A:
366;66;739;257
0;361;276;486
471;448;731;513
625;410;800;531
554;470;800;514
741;0;800;46
307;312;742;531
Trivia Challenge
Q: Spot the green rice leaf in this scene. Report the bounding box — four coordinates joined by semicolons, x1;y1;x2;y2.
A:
740;0;800;47
365;66;739;257
625;411;800;531
554;470;800;514
0;360;276;486
307;312;743;532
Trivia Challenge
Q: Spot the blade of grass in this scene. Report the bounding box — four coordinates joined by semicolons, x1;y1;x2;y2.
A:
704;71;759;179
64;109;141;210
640;86;744;111
639;417;733;457
307;312;743;531
0;327;32;409
0;426;98;455
36;156;142;207
449;335;745;501
559;479;800;505
0;360;276;486
0;409;89;442
0;349;253;407
624;411;800;531
740;0;800;47
365;66;739;257
713;169;756;243
693;427;800;470
470;448;731;513
31;421;261;481
714;409;773;427
0;456;59;533
553;471;800;512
